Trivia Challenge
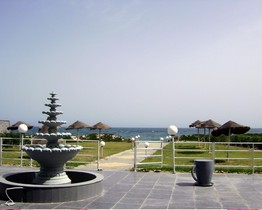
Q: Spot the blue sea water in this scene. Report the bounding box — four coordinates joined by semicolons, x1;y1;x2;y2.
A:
26;127;262;141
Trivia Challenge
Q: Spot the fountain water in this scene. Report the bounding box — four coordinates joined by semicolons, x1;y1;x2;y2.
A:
0;92;103;203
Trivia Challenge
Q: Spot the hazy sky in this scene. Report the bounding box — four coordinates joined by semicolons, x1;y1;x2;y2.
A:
1;0;262;128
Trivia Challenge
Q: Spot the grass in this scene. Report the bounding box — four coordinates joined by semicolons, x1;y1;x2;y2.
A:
66;140;132;167
138;142;262;173
0;140;133;168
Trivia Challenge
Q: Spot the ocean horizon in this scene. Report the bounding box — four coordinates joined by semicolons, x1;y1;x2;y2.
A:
24;127;262;141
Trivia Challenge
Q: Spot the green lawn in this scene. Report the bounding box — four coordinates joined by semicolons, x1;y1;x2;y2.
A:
0;140;133;168
138;142;262;173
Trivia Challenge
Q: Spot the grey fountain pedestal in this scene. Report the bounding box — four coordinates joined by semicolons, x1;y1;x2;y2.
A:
24;145;81;184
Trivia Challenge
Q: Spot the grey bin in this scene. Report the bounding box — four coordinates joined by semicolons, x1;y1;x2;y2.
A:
191;159;214;187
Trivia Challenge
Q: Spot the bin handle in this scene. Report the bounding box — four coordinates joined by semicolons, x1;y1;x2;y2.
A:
191;165;198;182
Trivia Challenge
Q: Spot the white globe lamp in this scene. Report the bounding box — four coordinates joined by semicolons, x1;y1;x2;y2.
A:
144;142;149;148
168;125;178;136
18;124;28;133
100;141;106;147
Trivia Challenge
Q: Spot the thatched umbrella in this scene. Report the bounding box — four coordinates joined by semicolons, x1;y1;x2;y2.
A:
91;122;111;140
201;119;221;142
189;120;203;142
212;120;250;160
7;121;33;131
211;120;250;138
189;120;202;128
199;119;221;151
66;120;92;143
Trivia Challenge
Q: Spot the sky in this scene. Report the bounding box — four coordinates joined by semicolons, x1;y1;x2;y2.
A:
0;0;262;128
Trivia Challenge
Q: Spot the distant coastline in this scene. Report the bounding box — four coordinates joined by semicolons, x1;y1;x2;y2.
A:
22;127;262;140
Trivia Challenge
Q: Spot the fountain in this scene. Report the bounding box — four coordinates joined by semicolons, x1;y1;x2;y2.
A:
0;92;103;203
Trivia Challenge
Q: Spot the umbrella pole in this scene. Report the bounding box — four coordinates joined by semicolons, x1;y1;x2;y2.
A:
77;129;79;145
198;128;200;146
208;129;211;153
99;129;101;141
204;128;206;149
227;129;231;161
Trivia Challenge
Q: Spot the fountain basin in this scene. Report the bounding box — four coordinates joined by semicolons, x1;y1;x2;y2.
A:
0;170;103;203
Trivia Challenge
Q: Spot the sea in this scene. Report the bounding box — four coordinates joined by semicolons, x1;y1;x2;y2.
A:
26;127;262;141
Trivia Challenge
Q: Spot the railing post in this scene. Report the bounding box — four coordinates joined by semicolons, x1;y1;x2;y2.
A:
212;142;216;160
20;134;23;167
252;143;255;175
172;136;176;174
161;141;163;168
0;138;2;166
30;138;33;167
134;140;137;172
97;140;102;171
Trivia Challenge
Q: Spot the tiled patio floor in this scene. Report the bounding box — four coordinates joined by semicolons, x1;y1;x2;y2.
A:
0;166;261;209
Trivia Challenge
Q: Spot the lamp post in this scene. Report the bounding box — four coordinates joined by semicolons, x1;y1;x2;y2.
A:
100;141;105;158
131;137;135;150
18;124;28;167
132;135;140;171
144;142;149;156
168;125;178;174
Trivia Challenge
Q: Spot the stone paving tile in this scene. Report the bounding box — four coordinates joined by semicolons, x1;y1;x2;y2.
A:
134;183;156;189
125;192;150;199
195;200;222;209
112;202;142;209
221;201;249;209
86;201;116;209
141;198;169;209
168;201;196;209
147;193;171;200
92;192;125;204
55;198;96;209
246;201;262;209
106;184;133;193
116;196;145;204
129;184;153;192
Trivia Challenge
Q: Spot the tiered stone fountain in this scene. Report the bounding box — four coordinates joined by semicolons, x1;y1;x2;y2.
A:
0;92;103;203
25;92;82;185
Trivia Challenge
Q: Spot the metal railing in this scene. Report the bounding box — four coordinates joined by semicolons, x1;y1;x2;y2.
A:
0;137;102;170
64;139;102;170
135;141;262;174
134;140;164;172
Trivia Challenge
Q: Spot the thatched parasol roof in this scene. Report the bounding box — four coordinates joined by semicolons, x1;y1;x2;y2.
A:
7;121;33;130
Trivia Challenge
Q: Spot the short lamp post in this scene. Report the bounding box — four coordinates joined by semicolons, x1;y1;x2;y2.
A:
97;140;106;171
132;135;140;171
100;141;106;158
18;124;28;167
168;125;178;174
131;137;135;150
144;142;149;155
